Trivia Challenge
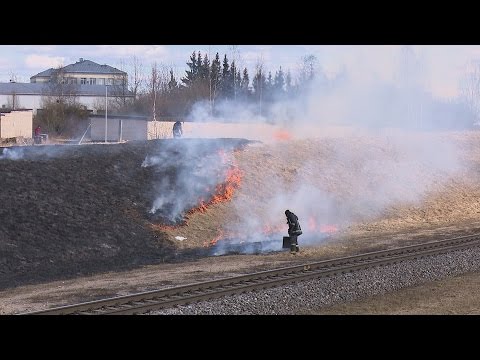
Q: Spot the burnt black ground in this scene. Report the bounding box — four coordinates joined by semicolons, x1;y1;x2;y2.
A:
0;138;252;290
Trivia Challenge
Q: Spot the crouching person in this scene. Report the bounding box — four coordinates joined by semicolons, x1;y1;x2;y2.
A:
285;209;302;254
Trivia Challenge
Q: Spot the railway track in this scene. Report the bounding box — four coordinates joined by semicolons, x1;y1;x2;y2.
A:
23;233;480;315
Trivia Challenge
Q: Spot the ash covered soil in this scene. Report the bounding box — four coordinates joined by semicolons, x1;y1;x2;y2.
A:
2;128;480;314
0;139;252;290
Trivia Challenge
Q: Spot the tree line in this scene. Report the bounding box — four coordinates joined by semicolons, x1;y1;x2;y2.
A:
109;51;320;118
34;46;480;137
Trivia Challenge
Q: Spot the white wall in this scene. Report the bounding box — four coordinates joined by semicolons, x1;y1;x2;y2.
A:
0;110;33;139
0;94;109;114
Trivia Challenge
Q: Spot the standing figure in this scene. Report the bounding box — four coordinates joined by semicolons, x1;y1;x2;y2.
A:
173;121;183;138
34;125;41;144
285;209;302;254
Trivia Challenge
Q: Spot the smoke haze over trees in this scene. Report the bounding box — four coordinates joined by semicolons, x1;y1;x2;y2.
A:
102;47;476;131
34;46;480;137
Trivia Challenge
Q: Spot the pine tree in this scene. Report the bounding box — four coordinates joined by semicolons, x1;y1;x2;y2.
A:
240;67;250;99
236;69;242;96
285;69;293;97
210;52;222;105
196;52;203;80
265;71;273;102
230;60;237;100
274;66;285;98
168;69;178;92
220;54;233;99
181;51;198;87
201;53;210;81
253;65;266;113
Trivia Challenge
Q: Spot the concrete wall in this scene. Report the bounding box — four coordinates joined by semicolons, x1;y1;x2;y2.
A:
0;110;33;139
90;117;147;141
121;119;148;141
92;119;293;143
147;121;174;139
146;121;287;142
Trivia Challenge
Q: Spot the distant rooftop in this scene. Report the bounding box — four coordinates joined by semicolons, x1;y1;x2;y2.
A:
30;58;126;79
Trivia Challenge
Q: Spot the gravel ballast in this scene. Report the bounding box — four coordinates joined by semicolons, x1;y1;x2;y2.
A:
149;246;480;314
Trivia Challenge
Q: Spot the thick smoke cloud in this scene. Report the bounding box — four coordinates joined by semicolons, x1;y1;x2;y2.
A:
180;46;471;250
142;140;238;224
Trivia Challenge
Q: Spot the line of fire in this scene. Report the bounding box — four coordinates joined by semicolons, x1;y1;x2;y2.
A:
148;130;338;256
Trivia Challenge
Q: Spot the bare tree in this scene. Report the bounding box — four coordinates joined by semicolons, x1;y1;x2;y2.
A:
299;54;318;84
398;45;428;127
37;65;86;135
129;55;144;102
6;91;19;110
9;71;18;83
43;66;79;106
253;56;266;115
149;62;160;122
146;62;171;138
460;60;480;123
7;71;19;110
231;45;239;101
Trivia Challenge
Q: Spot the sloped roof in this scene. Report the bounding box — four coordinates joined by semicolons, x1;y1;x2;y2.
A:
31;68;55;78
30;59;126;79
0;82;133;97
62;59;126;75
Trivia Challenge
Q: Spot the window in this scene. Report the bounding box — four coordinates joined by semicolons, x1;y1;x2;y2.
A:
69;78;77;84
106;78;114;86
89;78;96;85
97;78;105;85
81;78;87;84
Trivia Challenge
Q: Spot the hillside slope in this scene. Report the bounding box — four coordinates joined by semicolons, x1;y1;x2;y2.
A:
2;128;480;291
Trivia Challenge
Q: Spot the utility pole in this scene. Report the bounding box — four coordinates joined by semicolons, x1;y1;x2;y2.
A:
105;85;108;143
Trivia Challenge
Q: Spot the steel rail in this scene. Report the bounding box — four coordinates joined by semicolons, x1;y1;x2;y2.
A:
22;233;480;315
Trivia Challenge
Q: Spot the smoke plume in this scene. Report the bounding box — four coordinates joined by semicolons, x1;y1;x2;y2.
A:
177;46;470;251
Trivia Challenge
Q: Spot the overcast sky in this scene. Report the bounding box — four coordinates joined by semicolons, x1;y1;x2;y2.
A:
1;45;478;99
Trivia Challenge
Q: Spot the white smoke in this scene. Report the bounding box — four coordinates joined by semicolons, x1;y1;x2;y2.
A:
0;144;83;161
142;140;238;223
180;46;470;250
0;147;25;160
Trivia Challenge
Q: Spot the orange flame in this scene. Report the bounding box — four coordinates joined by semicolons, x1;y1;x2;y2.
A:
320;224;338;233
204;229;228;247
273;129;292;141
262;223;286;234
189;156;243;214
307;216;338;233
152;150;243;235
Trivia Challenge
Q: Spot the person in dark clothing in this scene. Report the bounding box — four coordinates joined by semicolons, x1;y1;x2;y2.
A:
173;121;183;138
285;209;302;253
34;125;42;144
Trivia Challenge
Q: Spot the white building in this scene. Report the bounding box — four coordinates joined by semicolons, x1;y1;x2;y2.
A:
30;58;127;86
0;59;133;114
